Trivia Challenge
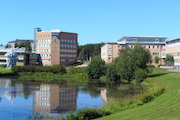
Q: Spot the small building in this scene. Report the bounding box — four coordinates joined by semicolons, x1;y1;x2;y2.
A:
0;46;42;66
166;38;180;67
8;39;35;52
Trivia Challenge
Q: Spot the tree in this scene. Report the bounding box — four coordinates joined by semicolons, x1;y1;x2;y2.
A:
106;63;120;83
87;56;106;79
165;54;174;66
154;56;160;64
14;42;19;48
19;41;32;52
134;68;147;83
78;43;104;61
116;44;151;83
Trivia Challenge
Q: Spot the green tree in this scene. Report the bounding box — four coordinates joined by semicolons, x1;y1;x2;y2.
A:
116;44;151;83
14;42;19;48
78;43;104;61
106;63;120;83
87;56;106;79
19;41;32;52
134;68;147;83
165;54;174;66
154;56;160;64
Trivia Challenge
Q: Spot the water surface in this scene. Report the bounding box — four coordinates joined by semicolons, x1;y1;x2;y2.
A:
0;78;145;120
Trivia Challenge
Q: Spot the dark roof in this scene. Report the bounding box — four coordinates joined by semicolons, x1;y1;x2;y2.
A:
8;39;34;43
166;38;180;43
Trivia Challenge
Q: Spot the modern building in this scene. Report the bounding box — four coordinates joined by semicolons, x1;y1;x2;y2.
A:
35;28;78;66
0;46;41;66
8;39;35;52
34;84;77;114
101;36;167;65
166;38;180;66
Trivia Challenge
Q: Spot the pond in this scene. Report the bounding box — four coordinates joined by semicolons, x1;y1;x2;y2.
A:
0;78;146;120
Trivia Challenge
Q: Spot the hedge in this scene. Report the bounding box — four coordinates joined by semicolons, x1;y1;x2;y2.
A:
12;65;66;74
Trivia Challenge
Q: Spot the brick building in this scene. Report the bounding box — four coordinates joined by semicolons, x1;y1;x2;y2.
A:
35;28;78;66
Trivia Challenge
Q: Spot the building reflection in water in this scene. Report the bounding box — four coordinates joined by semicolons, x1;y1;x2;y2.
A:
0;79;15;104
34;84;77;114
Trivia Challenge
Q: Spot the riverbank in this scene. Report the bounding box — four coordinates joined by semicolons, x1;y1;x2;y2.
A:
97;68;180;120
0;67;89;83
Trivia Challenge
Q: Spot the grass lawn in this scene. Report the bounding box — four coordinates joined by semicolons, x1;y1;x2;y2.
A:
0;67;13;74
97;68;180;120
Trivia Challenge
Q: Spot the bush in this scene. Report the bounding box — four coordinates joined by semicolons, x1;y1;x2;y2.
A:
63;109;110;120
134;69;147;83
12;65;66;74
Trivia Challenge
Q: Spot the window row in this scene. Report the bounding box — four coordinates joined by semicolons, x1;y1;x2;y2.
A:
61;59;76;62
128;45;165;49
60;97;76;101
40;85;50;91
41;54;51;57
37;39;51;43
42;59;51;62
37;44;51;47
60;39;77;43
61;49;76;53
59;92;76;96
61;34;76;39
152;53;159;56
170;52;180;56
36;102;50;106
60;102;76;107
37;49;51;52
60;44;76;48
36;92;50;96
60;54;76;58
174;59;180;62
37;34;51;38
36;97;50;101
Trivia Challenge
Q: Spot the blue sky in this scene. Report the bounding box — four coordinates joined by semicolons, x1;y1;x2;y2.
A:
0;0;180;45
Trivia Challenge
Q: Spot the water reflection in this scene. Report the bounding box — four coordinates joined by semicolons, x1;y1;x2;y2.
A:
0;79;15;104
101;84;146;103
0;78;145;119
34;84;77;114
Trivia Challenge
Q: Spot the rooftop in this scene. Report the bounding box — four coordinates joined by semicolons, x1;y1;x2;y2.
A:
8;39;34;43
118;36;168;41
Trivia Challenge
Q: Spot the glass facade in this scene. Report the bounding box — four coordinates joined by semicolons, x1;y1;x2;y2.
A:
120;37;166;43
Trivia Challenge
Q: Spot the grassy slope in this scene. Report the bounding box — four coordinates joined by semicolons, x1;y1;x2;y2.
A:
98;69;180;120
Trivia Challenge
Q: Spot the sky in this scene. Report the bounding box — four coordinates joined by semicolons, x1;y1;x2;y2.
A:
0;0;180;45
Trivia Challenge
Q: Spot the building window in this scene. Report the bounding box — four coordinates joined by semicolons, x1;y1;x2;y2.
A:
133;38;137;42
155;38;160;42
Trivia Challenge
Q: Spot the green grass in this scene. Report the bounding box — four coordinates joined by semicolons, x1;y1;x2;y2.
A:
0;68;14;74
97;68;180;120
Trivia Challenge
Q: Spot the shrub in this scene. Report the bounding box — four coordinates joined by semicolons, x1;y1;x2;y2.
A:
134;69;147;83
63;109;110;120
141;94;154;104
12;65;66;74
